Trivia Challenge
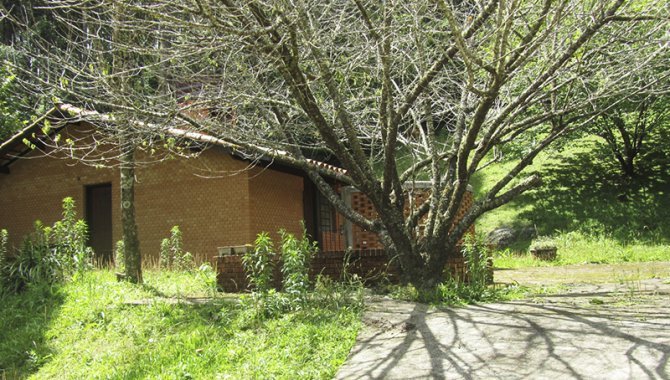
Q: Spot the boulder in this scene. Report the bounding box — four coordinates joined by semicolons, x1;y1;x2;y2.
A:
486;226;537;249
486;227;515;249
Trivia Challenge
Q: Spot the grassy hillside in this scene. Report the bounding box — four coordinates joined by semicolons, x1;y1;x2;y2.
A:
471;137;670;268
0;271;361;379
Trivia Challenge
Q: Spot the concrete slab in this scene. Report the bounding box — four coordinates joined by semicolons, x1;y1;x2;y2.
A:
336;278;670;379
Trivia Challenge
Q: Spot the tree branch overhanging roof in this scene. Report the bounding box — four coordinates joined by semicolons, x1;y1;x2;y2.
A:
0;104;349;181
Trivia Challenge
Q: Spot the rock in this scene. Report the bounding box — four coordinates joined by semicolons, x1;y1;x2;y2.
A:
486;227;516;249
486;226;537;249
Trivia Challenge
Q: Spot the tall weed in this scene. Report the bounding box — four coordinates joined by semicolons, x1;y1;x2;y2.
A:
280;229;317;306
3;198;93;292
114;240;125;272
241;227;355;322
159;226;194;271
242;232;276;293
0;229;9;293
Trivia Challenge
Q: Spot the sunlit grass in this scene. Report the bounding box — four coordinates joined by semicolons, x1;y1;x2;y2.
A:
0;270;361;379
494;230;670;269
473;137;670;269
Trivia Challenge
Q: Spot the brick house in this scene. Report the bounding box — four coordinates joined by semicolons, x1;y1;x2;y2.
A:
0;105;474;291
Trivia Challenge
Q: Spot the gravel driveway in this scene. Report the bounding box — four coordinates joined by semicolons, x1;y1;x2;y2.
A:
336;264;670;379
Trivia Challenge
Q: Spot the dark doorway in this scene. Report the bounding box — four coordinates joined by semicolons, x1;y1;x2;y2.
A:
86;183;113;266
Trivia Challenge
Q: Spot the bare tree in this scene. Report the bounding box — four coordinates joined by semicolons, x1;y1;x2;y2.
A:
3;0;669;289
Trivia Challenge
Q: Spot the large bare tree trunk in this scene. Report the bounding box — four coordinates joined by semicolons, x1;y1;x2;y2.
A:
120;144;142;284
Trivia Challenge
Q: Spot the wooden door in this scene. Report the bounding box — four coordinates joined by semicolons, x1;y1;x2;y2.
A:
86;183;113;266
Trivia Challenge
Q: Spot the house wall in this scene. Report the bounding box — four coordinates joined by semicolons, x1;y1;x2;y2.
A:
216;188;479;292
0;123;306;265
0;139;118;252
248;167;305;244
132;148;253;264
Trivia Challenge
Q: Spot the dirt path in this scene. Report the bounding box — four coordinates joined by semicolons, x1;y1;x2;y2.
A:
336;263;670;379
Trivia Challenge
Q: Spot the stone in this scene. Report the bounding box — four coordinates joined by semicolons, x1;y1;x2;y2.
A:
486;227;516;249
486;226;537;249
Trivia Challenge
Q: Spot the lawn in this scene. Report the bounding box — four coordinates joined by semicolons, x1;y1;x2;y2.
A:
472;137;670;268
0;270;362;379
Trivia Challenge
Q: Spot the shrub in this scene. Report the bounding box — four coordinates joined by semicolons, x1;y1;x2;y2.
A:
159;226;194;271
242;232;276;293
280;229;317;306
242;227;321;320
461;234;493;290
2;198;93;293
51;198;93;275
196;262;218;296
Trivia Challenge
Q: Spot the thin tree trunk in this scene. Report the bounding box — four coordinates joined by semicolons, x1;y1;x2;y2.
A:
120;144;142;283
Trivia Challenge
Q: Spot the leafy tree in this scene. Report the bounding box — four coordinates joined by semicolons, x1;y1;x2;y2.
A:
4;0;670;290
0;64;25;142
593;96;669;178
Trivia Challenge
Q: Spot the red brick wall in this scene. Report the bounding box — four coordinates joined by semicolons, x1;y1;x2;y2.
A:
217;188;480;292
248;166;304;245
216;246;485;293
0;126;118;253
0;123;306;265
349;188;476;251
217;249;398;293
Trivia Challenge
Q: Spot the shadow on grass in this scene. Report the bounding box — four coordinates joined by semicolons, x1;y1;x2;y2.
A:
0;284;65;378
514;146;670;244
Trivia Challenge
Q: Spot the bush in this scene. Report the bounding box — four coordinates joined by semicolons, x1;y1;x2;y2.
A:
279;229;317;306
196;262;218;296
242;232;276;293
241;227;323;320
159;226;194;271
2;198;93;293
52;198;92;275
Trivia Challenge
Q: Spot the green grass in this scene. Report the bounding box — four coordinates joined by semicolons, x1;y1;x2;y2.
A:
494;231;670;268
0;270;361;379
472;137;670;269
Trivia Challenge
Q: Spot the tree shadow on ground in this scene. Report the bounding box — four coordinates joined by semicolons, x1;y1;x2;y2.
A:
338;294;670;379
515;146;670;244
0;285;65;378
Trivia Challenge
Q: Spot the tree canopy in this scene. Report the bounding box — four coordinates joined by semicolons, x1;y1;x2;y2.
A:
3;0;669;289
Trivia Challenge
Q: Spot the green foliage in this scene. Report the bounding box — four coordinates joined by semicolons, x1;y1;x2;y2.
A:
242;232;276;293
279;228;317;306
195;262;218;296
0;270;361;379
159;226;194;271
51;197;93;275
530;236;558;250
2;198;92;292
159;237;170;268
460;234;493;294
475;135;670;269
0;229;9;294
242;228;357;322
0;64;28;142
